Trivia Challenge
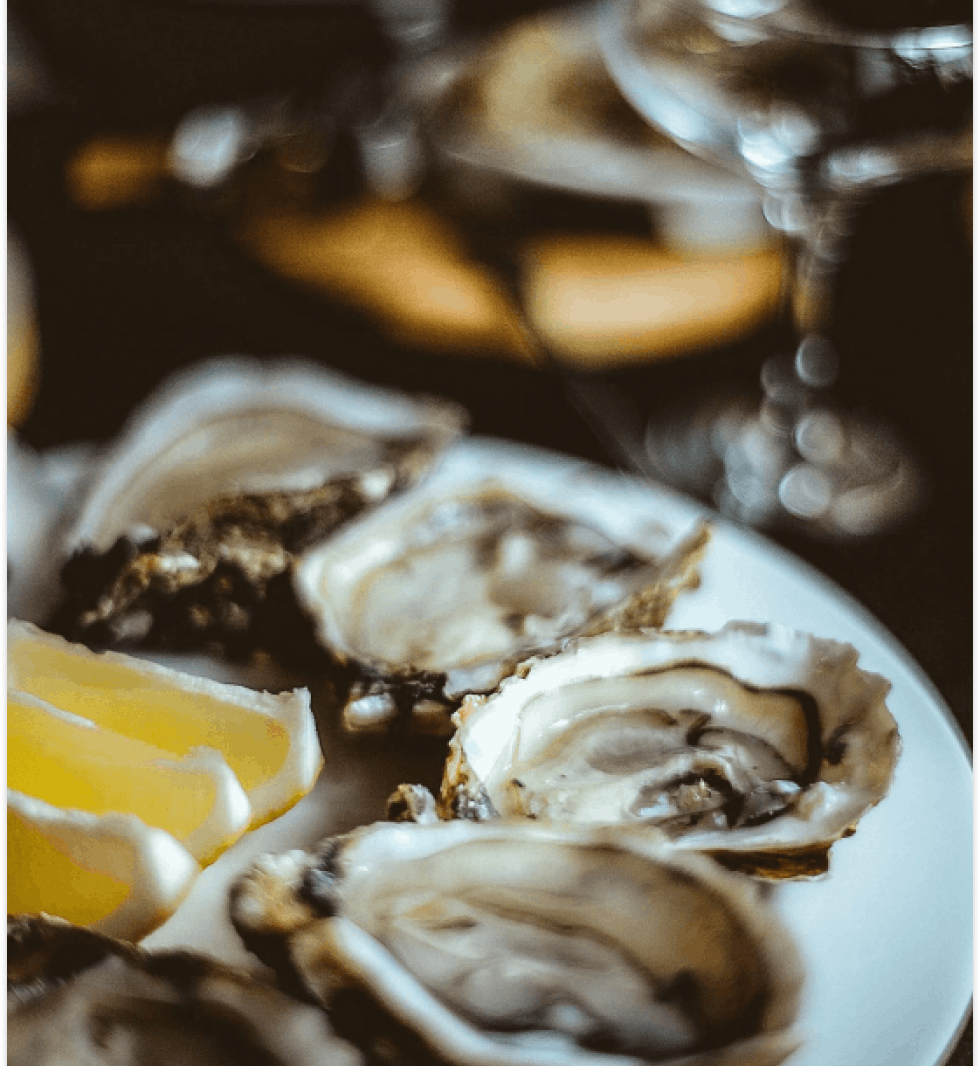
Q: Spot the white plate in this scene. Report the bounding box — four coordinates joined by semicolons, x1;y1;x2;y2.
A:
144;437;973;1066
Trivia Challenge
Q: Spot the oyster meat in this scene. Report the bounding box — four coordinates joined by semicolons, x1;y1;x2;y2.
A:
293;440;709;733
53;357;465;655
441;623;900;877
8;913;363;1066
229;819;802;1066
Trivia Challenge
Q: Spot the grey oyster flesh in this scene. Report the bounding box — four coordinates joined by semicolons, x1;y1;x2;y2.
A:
229;823;802;1065
297;491;708;732
347;844;762;1057
500;669;817;836
7;913;362;1066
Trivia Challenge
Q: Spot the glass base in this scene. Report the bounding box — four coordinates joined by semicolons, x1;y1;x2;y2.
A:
643;389;923;538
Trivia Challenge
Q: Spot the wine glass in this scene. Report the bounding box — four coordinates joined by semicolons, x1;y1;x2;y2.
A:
392;2;788;474
595;0;971;534
93;0;968;538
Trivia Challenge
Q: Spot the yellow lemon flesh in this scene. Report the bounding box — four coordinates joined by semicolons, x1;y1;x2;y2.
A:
7;620;322;940
8;620;321;829
8;691;250;864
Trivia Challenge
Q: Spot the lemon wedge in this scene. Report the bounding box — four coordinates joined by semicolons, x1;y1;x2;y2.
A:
7;620;323;940
8;620;322;829
8;691;251;864
8;791;200;939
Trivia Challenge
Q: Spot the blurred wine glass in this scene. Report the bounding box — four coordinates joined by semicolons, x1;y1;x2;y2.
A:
599;0;971;534
21;0;968;539
397;1;791;469
8;228;40;429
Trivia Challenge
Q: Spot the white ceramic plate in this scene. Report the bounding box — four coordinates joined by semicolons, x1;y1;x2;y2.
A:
144;438;973;1066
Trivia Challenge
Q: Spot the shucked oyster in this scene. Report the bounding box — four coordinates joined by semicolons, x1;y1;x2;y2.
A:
8;913;363;1066
53;357;465;655
441;623;900;877
229;819;803;1066
294;440;709;734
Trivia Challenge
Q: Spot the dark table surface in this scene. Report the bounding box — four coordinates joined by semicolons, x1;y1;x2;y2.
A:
8;9;972;1056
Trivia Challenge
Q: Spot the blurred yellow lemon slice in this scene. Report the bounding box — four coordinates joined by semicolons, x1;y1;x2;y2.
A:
8;791;200;940
239;199;532;360
8;229;40;428
237;196;784;370
66;136;169;210
8;691;251;864
523;235;783;367
8;620;322;829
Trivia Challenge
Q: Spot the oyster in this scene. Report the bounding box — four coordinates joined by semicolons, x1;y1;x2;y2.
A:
293;440;709;734
53;357;465;655
440;623;900;877
8;913;363;1066
229;820;803;1066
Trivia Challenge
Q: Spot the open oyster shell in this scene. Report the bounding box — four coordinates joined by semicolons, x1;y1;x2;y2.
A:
229;819;803;1066
293;440;709;734
440;623;900;878
7;913;363;1066
52;357;465;655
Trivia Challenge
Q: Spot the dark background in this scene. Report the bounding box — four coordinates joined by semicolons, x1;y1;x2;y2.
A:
8;1;972;1059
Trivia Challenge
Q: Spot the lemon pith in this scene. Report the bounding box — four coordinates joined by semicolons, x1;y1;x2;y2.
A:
8;806;131;924
8;791;200;939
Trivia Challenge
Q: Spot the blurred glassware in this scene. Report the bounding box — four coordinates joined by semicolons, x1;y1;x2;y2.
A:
229;0;789;366
57;3;787;369
598;0;971;534
23;0;969;539
165;1;792;482
412;3;771;251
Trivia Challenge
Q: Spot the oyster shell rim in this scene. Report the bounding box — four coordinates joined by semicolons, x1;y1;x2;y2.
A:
63;355;468;556
7;912;361;1066
439;620;901;875
229;818;804;1066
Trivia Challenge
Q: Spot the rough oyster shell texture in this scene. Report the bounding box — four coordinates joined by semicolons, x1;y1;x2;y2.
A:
293;440;709;734
7;913;363;1066
440;622;900;877
52;357;466;656
229;820;803;1066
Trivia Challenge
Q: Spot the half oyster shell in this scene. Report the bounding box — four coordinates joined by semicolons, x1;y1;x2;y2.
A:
440;623;900;877
293;440;709;734
8;913;363;1066
229;820;803;1066
53;357;465;655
